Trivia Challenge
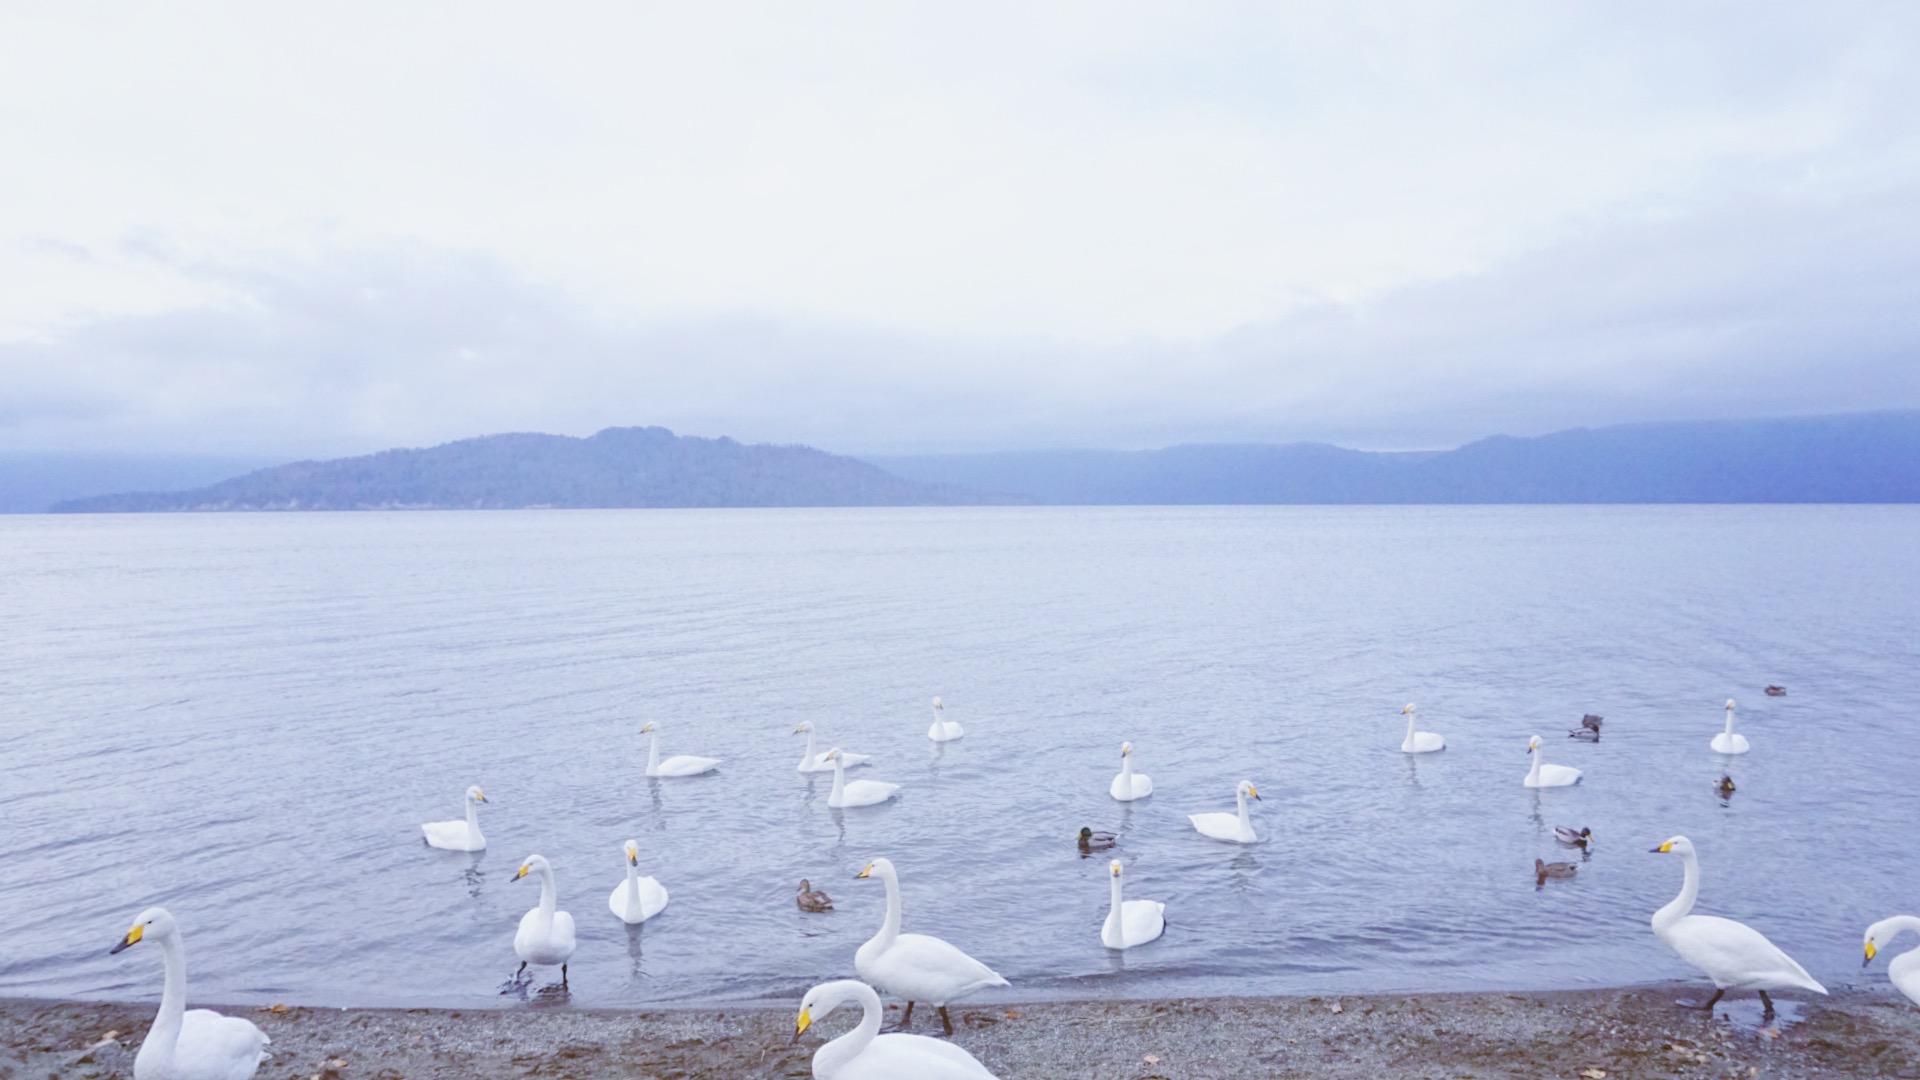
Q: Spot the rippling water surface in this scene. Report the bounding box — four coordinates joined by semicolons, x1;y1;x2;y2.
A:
2;506;1917;1009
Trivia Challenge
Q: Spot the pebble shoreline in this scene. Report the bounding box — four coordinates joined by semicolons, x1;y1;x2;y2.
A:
6;985;1918;1079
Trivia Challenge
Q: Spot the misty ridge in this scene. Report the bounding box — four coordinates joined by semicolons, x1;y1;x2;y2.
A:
38;410;1920;513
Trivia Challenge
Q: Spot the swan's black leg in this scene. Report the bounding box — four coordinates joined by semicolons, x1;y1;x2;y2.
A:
899;1001;915;1028
1758;990;1774;1018
516;961;528;981
939;1005;954;1036
1684;988;1725;1011
561;964;569;989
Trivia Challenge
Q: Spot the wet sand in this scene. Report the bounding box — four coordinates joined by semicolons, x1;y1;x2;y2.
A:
5;985;1916;1079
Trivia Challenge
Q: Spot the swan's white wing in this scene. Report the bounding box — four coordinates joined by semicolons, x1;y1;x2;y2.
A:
1666;915;1824;992
658;755;721;776
869;933;1008;1003
841;780;900;806
837;1033;999;1079
550;911;577;959
1406;732;1445;752
421;820;482;850
1110;773;1153;799
638;877;670;919
1121;899;1166;946
174;1009;269;1079
1188;812;1253;842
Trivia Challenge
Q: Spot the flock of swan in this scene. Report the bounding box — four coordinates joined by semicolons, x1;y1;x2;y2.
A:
103;694;1919;1080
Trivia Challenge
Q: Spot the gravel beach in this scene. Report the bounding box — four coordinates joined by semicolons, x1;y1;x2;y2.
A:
5;985;1916;1079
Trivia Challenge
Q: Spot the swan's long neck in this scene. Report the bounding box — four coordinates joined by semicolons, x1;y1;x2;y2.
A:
465;796;480;836
875;864;902;950
145;931;188;1069
1235;788;1250;830
1527;749;1543;783
1654;849;1700;933
829;756;846;802
646;729;661;773
1404;712;1417;744
1108;871;1124;925
802;727;818;764
625;859;640;905
1120;753;1134;787
536;864;558;919
813;982;883;1078
1723;707;1736;736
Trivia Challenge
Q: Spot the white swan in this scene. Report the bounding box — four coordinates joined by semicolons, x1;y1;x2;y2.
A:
421;785;488;851
853;857;1009;1035
1101;859;1166;950
796;979;999;1079
797;721;871;772
1188;780;1260;844
1400;703;1445;754
1524;736;1582;787
926;696;965;742
513;854;577;987
1711;699;1750;755
1109;741;1153;801
1864;916;1920;1007
607;839;669;924
642;722;721;777
827;748;900;808
110;907;270;1080
1650;835;1825;1014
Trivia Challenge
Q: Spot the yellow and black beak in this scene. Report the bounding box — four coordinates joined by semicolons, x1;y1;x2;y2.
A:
109;924;143;955
792;1006;812;1043
1865;941;1879;968
1649;840;1675;853
515;864;531;881
1248;785;1261;800
854;863;873;880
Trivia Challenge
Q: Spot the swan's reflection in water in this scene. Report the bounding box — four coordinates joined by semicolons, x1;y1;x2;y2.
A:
463;851;487;899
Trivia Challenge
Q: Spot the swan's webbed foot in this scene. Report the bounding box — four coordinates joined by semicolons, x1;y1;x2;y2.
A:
939;1005;954;1037
498;962;533;995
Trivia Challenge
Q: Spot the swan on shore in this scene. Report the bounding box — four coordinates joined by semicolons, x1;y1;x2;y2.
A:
1109;741;1153;800
1649;835;1825;1015
513;854;577;988
421;785;488;851
642;722;721;777
853;857;1009;1035
795;979;1000;1079
1189;780;1261;844
1524;736;1582;788
111;907;270;1080
1864;916;1920;1007
1400;704;1445;753
796;722;871;772
1101;859;1166;950
927;697;965;742
1711;699;1750;755
827;748;900;808
607;839;669;924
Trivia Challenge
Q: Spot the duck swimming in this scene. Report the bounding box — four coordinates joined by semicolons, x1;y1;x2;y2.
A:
797;879;834;912
1535;858;1578;886
1569;714;1602;741
1716;774;1736;798
1077;827;1117;853
1764;685;1787;697
1554;826;1593;848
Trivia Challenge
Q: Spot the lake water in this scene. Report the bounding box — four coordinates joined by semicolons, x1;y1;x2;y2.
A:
2;506;1916;1010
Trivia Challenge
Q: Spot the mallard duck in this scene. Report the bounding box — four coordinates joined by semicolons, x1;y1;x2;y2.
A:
1535;858;1578;885
1554;826;1593;848
1568;714;1602;740
797;879;834;912
1077;827;1117;852
1716;774;1736;797
1765;685;1787;697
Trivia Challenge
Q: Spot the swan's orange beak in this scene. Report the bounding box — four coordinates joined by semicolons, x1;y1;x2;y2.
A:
109;924;143;954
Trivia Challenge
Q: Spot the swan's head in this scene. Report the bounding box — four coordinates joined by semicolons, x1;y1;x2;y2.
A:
640;722;656;734
465;785;487;804
1863;918;1913;966
1725;699;1736;711
1649;835;1695;857
514;854;550;881
931;696;943;711
1109;858;1123;878
109;906;176;954
1402;703;1416;715
1527;735;1542;754
793;722;812;735
624;840;639;865
794;981;861;1041
854;857;892;880
1120;741;1132;757
1237;780;1260;800
823;747;841;762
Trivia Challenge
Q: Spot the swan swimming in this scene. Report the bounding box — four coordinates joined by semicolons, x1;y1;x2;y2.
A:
926;697;965;742
796;721;871;772
421;785;488;851
513;854;577;988
1524;736;1582;788
1400;703;1445;753
642;722;721;777
1710;699;1750;755
853;857;1009;1035
1101;859;1166;950
110;907;270;1080
795;979;1000;1079
1649;835;1825;1015
1188;780;1261;844
1109;741;1153;800
607;839;669;924
1864;916;1920;1007
826;748;900;808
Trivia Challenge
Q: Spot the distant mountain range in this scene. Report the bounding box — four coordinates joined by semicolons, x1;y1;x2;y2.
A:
49;427;992;512
867;412;1920;504
32;411;1920;512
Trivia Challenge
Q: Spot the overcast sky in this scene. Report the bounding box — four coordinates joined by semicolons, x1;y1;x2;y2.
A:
3;2;1917;457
